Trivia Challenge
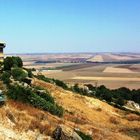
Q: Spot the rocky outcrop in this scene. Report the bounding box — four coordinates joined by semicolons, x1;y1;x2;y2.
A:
52;125;82;140
125;101;140;112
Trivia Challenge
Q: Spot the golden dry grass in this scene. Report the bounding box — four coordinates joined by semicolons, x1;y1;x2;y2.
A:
32;78;140;140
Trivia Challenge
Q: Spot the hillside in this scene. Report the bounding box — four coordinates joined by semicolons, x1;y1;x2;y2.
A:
32;78;140;140
0;56;140;140
0;78;139;139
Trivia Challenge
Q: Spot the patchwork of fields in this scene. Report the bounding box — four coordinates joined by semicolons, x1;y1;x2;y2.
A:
9;53;140;89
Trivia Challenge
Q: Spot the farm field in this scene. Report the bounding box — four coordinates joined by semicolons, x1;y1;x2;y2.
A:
42;64;140;89
8;53;140;89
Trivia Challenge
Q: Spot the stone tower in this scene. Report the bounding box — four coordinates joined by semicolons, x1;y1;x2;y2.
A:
0;42;6;62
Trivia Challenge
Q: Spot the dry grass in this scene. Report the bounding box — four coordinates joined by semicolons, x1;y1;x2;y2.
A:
126;114;140;121
33;78;140;140
28;119;51;135
109;116;120;125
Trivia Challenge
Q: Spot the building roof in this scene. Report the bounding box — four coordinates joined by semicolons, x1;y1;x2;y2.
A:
0;42;6;48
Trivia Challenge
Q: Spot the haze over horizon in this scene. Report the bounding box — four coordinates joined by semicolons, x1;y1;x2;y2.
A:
0;0;140;53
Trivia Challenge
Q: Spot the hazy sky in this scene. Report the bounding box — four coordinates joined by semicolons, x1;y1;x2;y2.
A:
0;0;140;53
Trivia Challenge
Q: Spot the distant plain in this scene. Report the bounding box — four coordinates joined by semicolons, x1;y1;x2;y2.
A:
10;52;140;89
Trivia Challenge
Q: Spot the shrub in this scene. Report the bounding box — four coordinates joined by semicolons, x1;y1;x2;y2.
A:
1;71;11;85
24;68;33;78
72;84;88;95
35;89;55;104
52;79;68;90
7;84;63;117
22;78;32;85
29;119;51;134
75;130;92;140
109;116;120;124
85;84;96;91
126;114;140;121
35;74;68;89
11;68;28;81
35;75;52;83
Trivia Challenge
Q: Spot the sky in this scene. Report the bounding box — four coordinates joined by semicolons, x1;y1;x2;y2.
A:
0;0;140;53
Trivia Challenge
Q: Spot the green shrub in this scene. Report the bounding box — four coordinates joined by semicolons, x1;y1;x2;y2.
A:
22;78;32;85
35;89;55;104
1;71;11;85
35;75;68;89
52;79;68;90
76;130;92;140
7;84;63;117
35;75;52;83
11;68;28;81
24;68;33;78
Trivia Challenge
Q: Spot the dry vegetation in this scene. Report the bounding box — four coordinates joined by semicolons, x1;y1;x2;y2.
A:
3;53;140;139
32;78;140;140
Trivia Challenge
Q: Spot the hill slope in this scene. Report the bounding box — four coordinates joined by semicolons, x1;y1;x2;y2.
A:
32;78;140;140
0;79;139;140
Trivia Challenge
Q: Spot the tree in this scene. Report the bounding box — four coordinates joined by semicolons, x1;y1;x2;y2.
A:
3;57;14;70
3;56;23;70
132;89;140;104
96;85;113;102
12;56;23;68
73;83;81;93
115;97;125;106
